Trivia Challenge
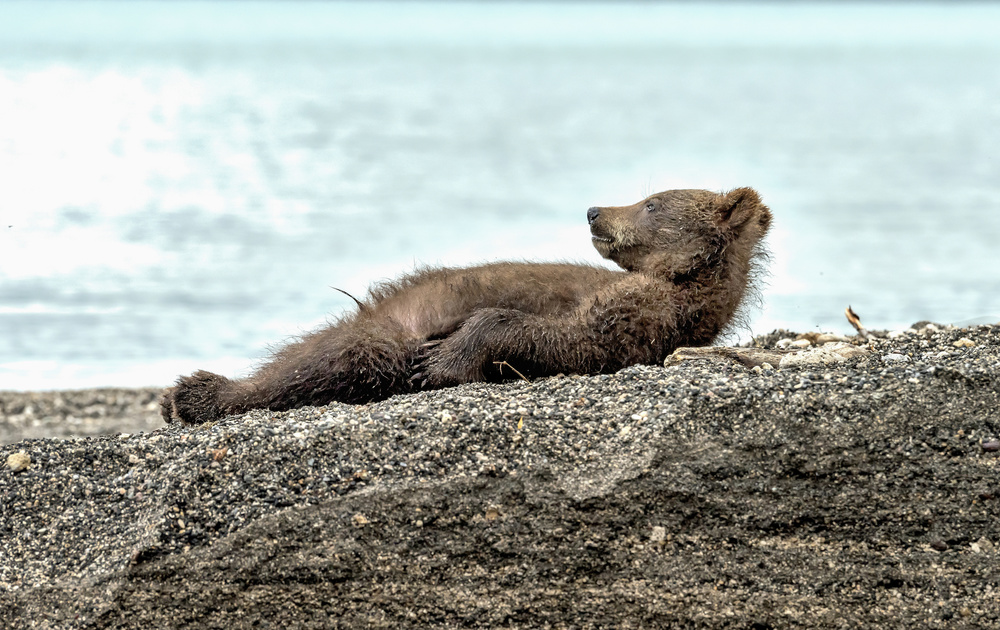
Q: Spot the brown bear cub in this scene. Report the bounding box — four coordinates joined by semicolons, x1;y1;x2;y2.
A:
161;187;772;424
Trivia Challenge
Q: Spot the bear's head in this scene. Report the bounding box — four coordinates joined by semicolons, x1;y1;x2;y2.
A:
587;187;772;280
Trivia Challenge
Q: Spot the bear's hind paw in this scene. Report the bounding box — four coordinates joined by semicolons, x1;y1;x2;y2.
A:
160;370;232;425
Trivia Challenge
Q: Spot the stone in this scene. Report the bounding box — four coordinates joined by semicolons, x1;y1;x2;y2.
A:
794;332;850;345
6;451;30;473
650;526;667;542
778;342;870;368
815;333;851;344
882;353;910;363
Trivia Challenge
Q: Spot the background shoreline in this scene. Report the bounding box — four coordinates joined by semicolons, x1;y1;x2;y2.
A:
0;388;164;445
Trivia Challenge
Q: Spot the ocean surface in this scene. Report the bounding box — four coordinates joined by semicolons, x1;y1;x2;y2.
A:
1;1;999;390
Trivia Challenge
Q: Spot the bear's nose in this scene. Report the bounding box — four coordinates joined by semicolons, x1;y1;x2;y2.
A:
586;207;600;225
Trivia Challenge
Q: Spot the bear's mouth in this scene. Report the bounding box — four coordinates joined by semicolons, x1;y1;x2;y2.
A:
590;229;614;244
590;232;616;258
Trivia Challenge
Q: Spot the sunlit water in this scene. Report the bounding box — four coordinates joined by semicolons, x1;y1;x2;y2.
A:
1;1;999;389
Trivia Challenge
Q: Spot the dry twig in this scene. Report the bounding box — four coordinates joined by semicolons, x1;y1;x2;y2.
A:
494;361;530;382
845;306;871;340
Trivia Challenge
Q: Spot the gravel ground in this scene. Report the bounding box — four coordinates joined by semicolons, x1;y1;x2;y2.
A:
2;324;1000;629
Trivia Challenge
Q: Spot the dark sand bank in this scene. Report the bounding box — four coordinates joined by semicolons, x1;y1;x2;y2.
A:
2;324;1000;628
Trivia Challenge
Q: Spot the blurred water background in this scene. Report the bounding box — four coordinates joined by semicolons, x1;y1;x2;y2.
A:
1;1;999;390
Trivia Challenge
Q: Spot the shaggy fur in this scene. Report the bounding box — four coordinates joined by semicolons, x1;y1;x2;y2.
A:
161;187;772;424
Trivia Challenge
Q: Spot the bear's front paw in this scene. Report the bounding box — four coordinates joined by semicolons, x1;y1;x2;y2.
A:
409;309;527;390
418;338;489;390
160;370;232;425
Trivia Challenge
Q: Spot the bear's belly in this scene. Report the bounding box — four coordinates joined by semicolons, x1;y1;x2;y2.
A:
374;262;618;340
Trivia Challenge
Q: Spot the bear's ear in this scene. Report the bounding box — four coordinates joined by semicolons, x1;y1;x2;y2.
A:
714;187;762;231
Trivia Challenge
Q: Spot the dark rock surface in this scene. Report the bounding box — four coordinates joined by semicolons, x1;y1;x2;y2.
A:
3;324;1000;629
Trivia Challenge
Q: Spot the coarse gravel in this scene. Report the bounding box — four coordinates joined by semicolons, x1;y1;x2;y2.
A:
2;323;1000;629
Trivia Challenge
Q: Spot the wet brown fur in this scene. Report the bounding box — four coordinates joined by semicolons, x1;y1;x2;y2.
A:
161;187;772;424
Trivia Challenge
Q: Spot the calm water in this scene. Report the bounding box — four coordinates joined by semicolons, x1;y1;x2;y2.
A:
1;1;999;389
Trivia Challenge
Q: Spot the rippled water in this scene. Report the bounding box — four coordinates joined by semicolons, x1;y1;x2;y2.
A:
1;1;999;389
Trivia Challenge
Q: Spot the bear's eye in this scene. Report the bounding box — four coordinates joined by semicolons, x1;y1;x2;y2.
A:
645;202;657;213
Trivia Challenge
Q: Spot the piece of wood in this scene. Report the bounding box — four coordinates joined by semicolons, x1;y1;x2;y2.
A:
845;305;871;340
665;346;791;369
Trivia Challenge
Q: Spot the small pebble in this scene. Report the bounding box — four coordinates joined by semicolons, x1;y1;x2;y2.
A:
882;353;909;363
650;526;667;543
789;339;812;348
6;452;30;473
930;539;949;552
815;333;850;344
953;338;975;348
981;440;1000;452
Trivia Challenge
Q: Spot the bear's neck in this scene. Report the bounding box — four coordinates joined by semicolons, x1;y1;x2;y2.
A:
642;241;756;345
